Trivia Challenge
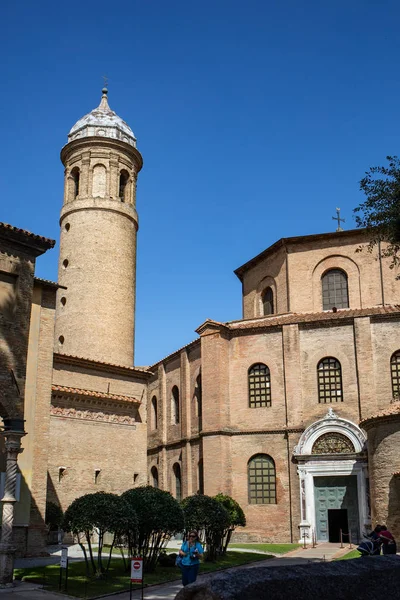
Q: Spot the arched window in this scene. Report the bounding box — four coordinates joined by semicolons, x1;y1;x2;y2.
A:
171;386;180;424
119;170;129;202
194;374;202;419
262;287;274;315
322;269;349;310
198;459;204;494
151;466;159;488
391;351;400;398
317;357;343;403
248;363;271;408
151;395;158;430
312;432;355;454
248;454;276;504
69;167;80;201
173;463;182;501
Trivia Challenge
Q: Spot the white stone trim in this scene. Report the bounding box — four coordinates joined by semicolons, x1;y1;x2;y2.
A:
293;408;367;455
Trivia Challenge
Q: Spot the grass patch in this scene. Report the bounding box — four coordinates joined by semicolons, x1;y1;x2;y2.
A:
335;549;360;560
15;551;271;598
229;543;301;554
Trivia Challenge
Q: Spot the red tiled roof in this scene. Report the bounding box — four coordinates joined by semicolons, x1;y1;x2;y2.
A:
34;277;65;289
53;352;152;377
52;385;141;404
0;222;55;249
360;402;400;427
226;305;400;331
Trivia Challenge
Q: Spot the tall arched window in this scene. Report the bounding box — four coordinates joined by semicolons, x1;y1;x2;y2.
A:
194;374;202;419
317;357;343;403
173;463;182;501
171;386;180;424
248;363;271;407
322;269;349;310
151;395;158;430
119;170;129;202
391;351;400;398
262;287;274;315
151;466;159;488
248;454;276;504
197;459;204;494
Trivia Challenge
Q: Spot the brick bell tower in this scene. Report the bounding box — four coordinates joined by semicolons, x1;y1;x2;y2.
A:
55;88;143;366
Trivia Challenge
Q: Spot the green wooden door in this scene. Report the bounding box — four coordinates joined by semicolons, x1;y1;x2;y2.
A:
314;476;359;542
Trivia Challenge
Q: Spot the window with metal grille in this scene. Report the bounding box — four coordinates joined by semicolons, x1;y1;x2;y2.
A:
262;287;274;315
391;351;400;398
322;269;349;310
248;454;276;504
249;363;271;407
173;463;182;501
317;357;343;403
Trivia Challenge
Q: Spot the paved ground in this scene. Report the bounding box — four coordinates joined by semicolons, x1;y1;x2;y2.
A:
0;542;352;600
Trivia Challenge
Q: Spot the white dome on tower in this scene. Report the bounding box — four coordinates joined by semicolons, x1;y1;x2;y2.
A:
68;88;137;147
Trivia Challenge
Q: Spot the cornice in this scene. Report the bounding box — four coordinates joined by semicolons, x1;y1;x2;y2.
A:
60;136;143;171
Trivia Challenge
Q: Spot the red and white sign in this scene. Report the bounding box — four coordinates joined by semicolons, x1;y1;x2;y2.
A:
130;557;143;583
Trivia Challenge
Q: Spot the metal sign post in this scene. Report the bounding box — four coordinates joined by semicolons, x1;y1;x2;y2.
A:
130;557;144;600
59;547;68;591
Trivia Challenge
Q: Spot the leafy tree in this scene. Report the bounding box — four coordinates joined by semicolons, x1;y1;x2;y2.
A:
45;501;63;532
63;492;137;578
121;486;184;572
214;493;246;554
182;494;230;562
354;156;400;274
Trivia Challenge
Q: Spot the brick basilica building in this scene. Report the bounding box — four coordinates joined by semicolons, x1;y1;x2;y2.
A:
1;90;400;567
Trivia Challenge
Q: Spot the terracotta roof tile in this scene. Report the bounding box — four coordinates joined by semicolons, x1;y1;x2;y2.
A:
53;352;152;375
52;385;141;404
226;305;400;331
0;222;55;248
34;277;65;289
360;402;400;427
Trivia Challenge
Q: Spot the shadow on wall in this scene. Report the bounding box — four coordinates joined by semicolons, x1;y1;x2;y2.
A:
388;475;400;540
0;259;29;421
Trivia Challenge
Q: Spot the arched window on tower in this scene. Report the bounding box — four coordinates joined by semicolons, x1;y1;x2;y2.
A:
171;386;180;424
173;463;182;501
119;170;129;202
262;287;274;315
151;395;158;430
322;269;349;310
248;454;276;504
317;357;343;403
150;466;159;488
390;350;400;398
248;363;271;407
69;167;80;201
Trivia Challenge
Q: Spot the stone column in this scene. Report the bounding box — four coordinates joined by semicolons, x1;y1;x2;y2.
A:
0;427;25;586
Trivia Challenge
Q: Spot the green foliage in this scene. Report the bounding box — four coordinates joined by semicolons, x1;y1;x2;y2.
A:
45;501;63;531
354;156;400;273
214;493;246;554
63;492;137;578
121;486;184;572
182;494;230;561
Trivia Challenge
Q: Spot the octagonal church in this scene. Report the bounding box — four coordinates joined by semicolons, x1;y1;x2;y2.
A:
1;90;400;559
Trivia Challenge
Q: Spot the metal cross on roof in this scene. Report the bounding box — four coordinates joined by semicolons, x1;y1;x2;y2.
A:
332;207;345;232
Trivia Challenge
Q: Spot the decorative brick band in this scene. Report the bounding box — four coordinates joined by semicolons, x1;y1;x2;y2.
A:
50;405;136;426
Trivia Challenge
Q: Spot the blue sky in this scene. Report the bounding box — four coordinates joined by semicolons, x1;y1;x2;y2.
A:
1;0;400;365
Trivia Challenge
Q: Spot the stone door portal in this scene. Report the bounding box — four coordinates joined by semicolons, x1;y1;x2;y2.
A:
314;475;359;542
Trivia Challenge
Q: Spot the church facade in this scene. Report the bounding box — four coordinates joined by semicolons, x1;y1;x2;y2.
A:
1;91;400;562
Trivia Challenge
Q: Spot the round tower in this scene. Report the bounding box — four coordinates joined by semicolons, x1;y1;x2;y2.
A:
55;88;143;366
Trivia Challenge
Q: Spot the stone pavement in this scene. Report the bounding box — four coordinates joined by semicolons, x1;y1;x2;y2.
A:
1;543;352;600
